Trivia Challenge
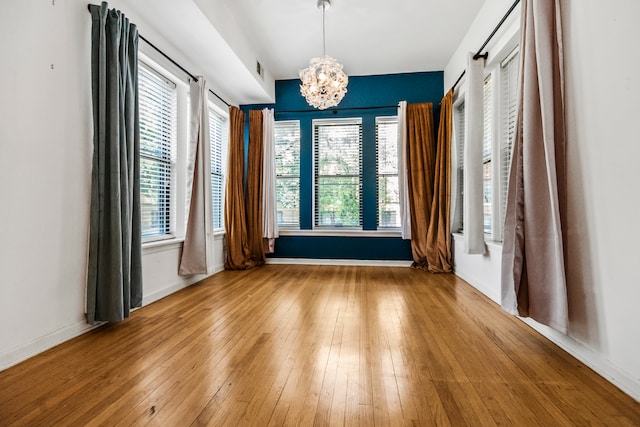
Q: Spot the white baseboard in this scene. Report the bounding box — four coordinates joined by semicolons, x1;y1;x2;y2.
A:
461;275;640;403
0;272;222;372
521;318;640;403
141;275;205;306
265;258;413;267
453;268;501;304
0;320;104;371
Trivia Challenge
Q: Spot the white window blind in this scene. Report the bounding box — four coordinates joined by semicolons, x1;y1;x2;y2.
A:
314;119;362;228
500;48;519;236
376;116;400;228
274;120;301;228
454;102;465;232
482;74;493;235
138;62;177;240
209;107;228;231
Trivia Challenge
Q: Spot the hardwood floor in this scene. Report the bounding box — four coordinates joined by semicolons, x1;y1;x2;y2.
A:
1;265;639;426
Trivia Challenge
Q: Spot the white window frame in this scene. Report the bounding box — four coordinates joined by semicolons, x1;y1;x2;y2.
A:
274;120;301;229
376;116;401;229
498;46;520;242
209;103;228;234
312;117;363;230
478;31;520;243
137;52;189;249
138;60;178;242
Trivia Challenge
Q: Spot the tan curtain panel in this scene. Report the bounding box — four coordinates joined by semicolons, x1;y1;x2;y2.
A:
246;110;266;265
179;78;211;276
426;90;453;273
224;107;254;270
501;0;568;333
406;103;436;269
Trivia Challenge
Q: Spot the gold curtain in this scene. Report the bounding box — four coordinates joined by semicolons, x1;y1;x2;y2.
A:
224;107;255;270
246;110;266;265
406;103;436;269
426;90;453;273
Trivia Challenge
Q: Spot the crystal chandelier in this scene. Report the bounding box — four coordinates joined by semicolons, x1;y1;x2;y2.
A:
299;0;348;110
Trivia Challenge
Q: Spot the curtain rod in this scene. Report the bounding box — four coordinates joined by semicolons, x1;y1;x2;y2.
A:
275;105;398;114
450;0;521;92
87;4;232;108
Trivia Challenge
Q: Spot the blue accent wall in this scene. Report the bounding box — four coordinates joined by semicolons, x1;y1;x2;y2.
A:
241;71;443;260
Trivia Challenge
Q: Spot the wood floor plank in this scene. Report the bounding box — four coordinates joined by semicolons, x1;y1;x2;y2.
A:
1;265;639;426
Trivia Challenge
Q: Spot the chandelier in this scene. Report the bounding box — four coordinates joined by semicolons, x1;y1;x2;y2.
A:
299;0;348;110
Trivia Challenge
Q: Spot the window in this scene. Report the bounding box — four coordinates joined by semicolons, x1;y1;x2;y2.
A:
482;74;493;235
500;48;519;236
274;121;301;228
313;118;362;228
376;116;400;228
138;62;177;240
209;107;228;232
454;102;465;232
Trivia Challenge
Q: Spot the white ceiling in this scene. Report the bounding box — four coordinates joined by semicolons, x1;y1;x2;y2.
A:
219;0;486;79
117;0;486;105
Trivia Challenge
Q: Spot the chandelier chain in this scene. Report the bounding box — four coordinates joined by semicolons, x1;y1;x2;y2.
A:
322;2;326;56
299;0;348;110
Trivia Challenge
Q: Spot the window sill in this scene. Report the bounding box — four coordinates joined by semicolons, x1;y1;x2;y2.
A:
451;232;503;249
142;237;184;255
278;229;401;238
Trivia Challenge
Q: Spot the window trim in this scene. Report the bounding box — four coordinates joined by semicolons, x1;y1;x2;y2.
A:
452;31;520;245
138;60;178;242
312;117;363;230
375;115;401;230
274;119;302;229
208;103;229;233
137;53;189;249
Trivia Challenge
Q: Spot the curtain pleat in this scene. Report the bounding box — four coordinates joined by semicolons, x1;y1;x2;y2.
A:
245;110;266;265
224;107;255;269
501;0;568;333
262;108;278;254
405;103;436;269
179;78;212;275
464;52;486;254
397;101;411;240
426;90;453;273
87;2;142;323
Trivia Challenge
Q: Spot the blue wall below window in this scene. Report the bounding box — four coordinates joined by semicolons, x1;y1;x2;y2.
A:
241;71;443;260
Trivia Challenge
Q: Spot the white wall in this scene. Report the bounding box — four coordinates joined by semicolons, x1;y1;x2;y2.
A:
0;0;230;370
445;0;640;401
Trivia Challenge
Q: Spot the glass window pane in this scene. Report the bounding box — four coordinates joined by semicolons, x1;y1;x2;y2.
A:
316;176;361;227
275;121;301;228
314;120;362;228
138;62;176;239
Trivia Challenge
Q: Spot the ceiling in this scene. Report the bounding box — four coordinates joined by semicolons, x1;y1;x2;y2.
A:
218;0;486;79
118;0;487;104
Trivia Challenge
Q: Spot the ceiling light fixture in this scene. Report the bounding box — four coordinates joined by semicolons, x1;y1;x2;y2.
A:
299;0;348;110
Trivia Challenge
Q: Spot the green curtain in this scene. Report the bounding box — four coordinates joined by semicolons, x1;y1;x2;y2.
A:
87;2;142;323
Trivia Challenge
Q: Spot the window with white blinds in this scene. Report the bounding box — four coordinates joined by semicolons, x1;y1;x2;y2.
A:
454;102;465;233
482;74;493;235
313;119;362;228
274;120;301;228
209;107;228;232
138;62;177;240
376;116;400;228
500;48;519;236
